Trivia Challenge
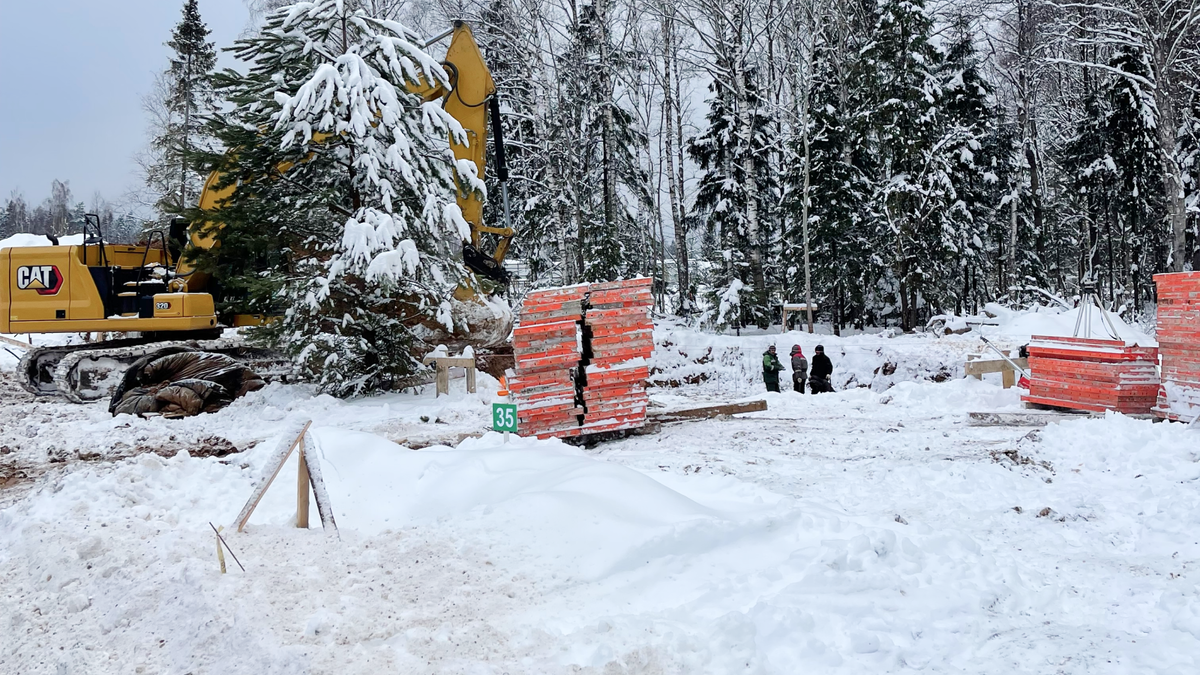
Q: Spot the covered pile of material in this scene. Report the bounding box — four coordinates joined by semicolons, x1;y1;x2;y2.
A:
109;347;265;417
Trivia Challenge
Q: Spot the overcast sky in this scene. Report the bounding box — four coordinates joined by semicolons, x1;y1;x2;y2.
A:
0;0;250;211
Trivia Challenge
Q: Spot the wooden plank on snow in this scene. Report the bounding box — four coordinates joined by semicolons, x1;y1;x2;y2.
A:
650;400;768;423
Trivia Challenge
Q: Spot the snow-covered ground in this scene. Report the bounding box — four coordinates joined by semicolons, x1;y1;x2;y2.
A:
2;319;1198;674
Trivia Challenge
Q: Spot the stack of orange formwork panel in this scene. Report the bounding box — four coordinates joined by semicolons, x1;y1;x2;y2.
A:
580;278;655;434
507;285;587;439
1153;272;1200;421
1021;335;1160;414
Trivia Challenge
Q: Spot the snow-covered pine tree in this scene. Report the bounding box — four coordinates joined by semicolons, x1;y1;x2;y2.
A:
144;0;217;219
473;0;553;282
189;0;477;396
784;46;873;329
1061;90;1115;295
0;192;24;239
689;71;778;329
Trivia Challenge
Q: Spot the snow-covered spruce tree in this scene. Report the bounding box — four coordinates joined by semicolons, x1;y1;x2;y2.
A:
553;0;650;283
689;72;778;330
784;41;876;330
856;0;957;330
143;0;217;219
938;27;1002;316
473;0;555;283
188;1;477;396
1061;92;1114;293
1106;47;1165;309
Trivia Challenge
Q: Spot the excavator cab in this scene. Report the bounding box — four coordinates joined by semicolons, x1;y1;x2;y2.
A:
0;215;219;339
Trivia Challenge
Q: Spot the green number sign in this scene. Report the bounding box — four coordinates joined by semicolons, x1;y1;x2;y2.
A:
492;403;518;433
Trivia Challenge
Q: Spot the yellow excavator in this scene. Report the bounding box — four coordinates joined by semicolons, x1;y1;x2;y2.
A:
2;21;515;402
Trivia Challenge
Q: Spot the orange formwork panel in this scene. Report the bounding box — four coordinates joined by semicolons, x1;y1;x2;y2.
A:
508;278;656;439
1153;273;1200;421
1022;335;1160;414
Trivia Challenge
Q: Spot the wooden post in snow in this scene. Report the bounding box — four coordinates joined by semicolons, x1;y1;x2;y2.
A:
232;419;338;534
233;420;310;532
296;437;310;529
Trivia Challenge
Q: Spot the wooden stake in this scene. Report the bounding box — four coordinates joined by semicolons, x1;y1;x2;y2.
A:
215;524;226;574
210;522;245;571
296;436;310;529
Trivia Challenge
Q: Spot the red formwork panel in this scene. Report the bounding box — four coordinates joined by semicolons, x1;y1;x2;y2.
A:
1022;335;1160;414
509;278;655;439
1152;273;1200;420
578;279;654;434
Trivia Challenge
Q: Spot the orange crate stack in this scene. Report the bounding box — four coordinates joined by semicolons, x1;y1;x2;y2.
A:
507;285;587;439
580;278;655;434
1153;272;1200;421
1021;335;1159;414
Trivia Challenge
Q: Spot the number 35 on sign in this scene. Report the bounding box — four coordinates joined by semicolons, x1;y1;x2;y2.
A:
492;403;518;433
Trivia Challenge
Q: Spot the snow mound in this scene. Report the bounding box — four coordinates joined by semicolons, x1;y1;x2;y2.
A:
984;302;1155;346
652;322;976;396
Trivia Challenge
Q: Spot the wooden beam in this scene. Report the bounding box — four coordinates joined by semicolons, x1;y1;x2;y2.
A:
964;357;1028;377
233;419;311;532
650;400;768;423
0;335;32;350
967;411;1085;427
302;432;338;532
421;356;477;368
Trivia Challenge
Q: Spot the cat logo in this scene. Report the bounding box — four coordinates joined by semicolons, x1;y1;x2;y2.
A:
16;265;63;295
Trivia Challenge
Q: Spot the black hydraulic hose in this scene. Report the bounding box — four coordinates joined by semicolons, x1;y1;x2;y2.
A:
488;96;510;183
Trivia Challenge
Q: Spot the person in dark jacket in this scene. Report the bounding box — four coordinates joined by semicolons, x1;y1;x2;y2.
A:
809;344;833;394
762;345;784;392
789;344;808;393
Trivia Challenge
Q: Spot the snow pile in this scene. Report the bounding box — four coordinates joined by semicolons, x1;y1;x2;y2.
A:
0;232;85;250
652;322;978;395
5;321;1200;672
0;408;1030;672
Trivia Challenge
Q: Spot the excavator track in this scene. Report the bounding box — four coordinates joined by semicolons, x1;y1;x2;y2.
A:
19;338;294;403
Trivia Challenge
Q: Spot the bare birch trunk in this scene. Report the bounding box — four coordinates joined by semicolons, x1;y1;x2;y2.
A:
732;65;764;320
1154;69;1188;272
661;10;691;311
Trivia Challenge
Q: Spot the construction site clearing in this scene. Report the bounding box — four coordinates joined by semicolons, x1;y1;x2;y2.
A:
3;283;1200;672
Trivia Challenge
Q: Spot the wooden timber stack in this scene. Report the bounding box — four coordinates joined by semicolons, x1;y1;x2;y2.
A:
507;285;587;439
1153;272;1200;421
580;278;655;435
1021;335;1160;414
507;278;655;439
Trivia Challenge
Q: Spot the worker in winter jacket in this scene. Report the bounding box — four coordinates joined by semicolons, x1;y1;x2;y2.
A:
809;344;834;394
790;344;808;393
762;345;784;392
